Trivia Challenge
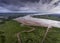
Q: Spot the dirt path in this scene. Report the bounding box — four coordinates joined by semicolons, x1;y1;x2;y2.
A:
17;32;22;43
41;26;52;43
16;27;35;43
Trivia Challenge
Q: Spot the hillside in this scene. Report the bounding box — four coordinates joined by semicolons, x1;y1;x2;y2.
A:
0;20;60;43
32;14;60;21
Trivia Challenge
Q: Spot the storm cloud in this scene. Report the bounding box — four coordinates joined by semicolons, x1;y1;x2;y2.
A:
0;0;39;4
0;0;60;12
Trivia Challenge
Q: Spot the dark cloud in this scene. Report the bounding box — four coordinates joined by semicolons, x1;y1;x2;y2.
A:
0;0;39;4
0;0;59;11
41;0;52;4
0;0;57;5
20;0;39;2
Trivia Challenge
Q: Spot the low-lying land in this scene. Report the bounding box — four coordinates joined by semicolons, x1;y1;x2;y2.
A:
0;20;60;43
32;14;60;21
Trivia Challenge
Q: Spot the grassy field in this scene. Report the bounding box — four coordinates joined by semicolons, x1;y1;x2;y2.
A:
32;15;60;21
0;20;60;43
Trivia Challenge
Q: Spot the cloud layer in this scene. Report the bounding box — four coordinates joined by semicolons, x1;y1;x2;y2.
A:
0;0;60;13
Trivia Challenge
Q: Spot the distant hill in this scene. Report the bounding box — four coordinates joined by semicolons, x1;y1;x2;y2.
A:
32;14;60;21
0;13;60;20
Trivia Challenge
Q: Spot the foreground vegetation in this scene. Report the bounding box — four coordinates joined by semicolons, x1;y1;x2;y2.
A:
0;20;60;43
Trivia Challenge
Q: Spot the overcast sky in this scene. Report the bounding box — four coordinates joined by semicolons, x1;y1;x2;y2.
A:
0;0;60;13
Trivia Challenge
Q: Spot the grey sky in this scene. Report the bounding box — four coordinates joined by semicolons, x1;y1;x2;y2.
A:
0;0;39;4
0;0;60;12
0;0;54;5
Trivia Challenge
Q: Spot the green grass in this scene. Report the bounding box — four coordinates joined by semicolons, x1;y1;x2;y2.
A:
32;15;60;21
0;20;60;43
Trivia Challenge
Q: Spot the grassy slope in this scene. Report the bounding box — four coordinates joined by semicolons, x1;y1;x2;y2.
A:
0;20;60;43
